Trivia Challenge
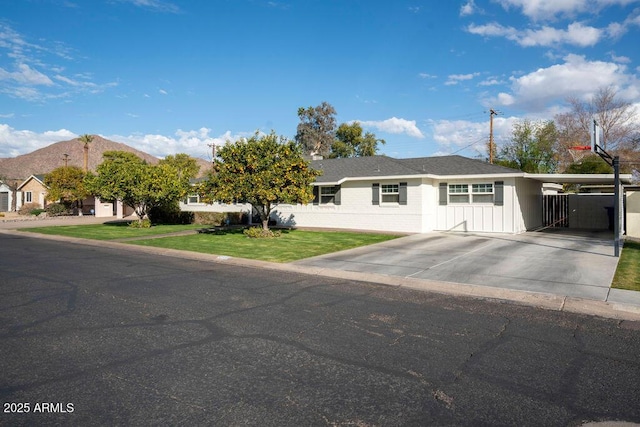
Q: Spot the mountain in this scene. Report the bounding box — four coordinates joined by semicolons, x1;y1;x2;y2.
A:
0;135;210;180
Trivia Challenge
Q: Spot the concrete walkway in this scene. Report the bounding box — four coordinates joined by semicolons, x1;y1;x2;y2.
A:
2;215;639;321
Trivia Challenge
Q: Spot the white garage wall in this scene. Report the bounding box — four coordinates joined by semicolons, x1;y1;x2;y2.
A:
514;177;543;232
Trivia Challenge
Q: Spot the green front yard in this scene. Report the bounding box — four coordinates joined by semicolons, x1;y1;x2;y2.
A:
611;240;640;291
20;224;401;263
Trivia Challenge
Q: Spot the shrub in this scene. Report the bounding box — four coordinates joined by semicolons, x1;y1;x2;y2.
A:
129;218;152;228
46;203;71;217
19;202;41;215
0;212;4;217
148;204;194;225
243;227;281;238
30;208;46;216
191;211;246;226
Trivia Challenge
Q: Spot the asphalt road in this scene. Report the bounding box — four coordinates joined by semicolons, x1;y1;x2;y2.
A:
1;233;640;426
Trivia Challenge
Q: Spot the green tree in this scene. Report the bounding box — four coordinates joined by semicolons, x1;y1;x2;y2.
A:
44;166;89;209
159;153;200;193
200;131;321;231
564;155;612;174
85;151;186;223
496;119;558;173
79;134;94;172
295;101;337;157
330;122;386;158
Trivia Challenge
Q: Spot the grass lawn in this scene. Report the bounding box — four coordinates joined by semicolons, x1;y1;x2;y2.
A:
611;240;640;291
130;229;400;262
19;223;401;262
20;223;203;240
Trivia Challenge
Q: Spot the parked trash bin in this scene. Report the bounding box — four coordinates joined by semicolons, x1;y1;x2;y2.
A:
604;206;614;231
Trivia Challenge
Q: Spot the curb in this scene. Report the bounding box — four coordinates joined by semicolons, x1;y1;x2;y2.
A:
3;229;640;322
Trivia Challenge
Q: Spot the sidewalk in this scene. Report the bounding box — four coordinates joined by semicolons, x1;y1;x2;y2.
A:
2;217;639;321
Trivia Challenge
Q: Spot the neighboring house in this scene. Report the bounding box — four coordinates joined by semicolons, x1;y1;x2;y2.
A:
180;155;633;235
17;174;48;209
0;181;12;212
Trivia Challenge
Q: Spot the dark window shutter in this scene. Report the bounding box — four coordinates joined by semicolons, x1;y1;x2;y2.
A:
334;186;341;205
439;183;448;205
494;181;504;206
313;186;319;205
399;182;407;205
372;183;380;205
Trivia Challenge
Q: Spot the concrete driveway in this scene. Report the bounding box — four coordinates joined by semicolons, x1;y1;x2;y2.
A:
294;229;620;301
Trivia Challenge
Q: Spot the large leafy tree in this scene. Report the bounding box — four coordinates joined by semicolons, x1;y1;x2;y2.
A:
159;153;200;190
330;122;386;158
200;131;321;231
555;86;639;170
44;166;89;208
496;119;558;173
295;101;337;157
85;151;188;222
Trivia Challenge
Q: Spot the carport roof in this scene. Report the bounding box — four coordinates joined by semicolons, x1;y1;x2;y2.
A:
525;173;633;185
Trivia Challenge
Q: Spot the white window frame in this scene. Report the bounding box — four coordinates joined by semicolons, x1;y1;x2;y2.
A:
472;183;494;203
186;194;200;205
448;184;469;203
25;191;33;203
320;186;337;205
381;184;400;204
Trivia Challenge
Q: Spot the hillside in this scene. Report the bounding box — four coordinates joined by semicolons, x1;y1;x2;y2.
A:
0;135;210;180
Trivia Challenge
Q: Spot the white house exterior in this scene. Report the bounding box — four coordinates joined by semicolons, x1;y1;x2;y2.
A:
0;181;13;212
181;155;633;235
270;155;539;234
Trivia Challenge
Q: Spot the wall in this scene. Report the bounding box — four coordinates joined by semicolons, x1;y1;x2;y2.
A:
20;179;48;208
0;183;10;212
627;189;640;238
434;178;513;233
568;194;614;229
514;177;543;232
272;178;425;234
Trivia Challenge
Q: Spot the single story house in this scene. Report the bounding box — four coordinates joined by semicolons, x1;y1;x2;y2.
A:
181;155;633;235
0;181;13;212
16;174;49;210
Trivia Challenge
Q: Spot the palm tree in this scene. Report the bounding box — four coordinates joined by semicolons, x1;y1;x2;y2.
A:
79;134;93;173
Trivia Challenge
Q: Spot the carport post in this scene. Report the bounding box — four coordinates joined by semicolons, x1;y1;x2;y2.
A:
614;156;620;257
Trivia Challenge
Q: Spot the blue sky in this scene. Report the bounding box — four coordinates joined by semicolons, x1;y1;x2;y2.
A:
1;0;639;161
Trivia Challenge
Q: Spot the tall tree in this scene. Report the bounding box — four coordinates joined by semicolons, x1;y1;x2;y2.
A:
496;119;558;173
555;86;639;170
85;151;186;222
44;166;89;209
199;131;321;231
159;153;200;191
330;122;386;158
79;134;94;173
295;101;337;157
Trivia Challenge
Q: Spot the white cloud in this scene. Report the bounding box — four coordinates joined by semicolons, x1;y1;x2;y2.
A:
0;63;53;86
429;116;518;155
467;21;603;47
418;73;437;79
445;72;480;85
494;0;637;21
117;0;181;13
479;77;504;86
106;128;249;159
460;0;478;16
358;117;424;138
159;89;168;95
490;54;640;111
0;124;76;157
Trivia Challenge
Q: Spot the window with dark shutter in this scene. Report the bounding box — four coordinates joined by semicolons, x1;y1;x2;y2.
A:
439;183;447;205
334;186;341;205
399;182;407;205
372;183;380;205
313;186;319;205
494;181;504;206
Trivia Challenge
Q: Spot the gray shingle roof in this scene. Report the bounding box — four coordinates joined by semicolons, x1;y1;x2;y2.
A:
311;155;521;183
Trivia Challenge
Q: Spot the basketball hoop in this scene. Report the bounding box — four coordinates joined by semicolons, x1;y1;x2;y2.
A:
568;146;592;163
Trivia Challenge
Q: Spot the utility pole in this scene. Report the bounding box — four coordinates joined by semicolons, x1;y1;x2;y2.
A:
62;153;69;167
489;109;498;164
207;143;217;168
